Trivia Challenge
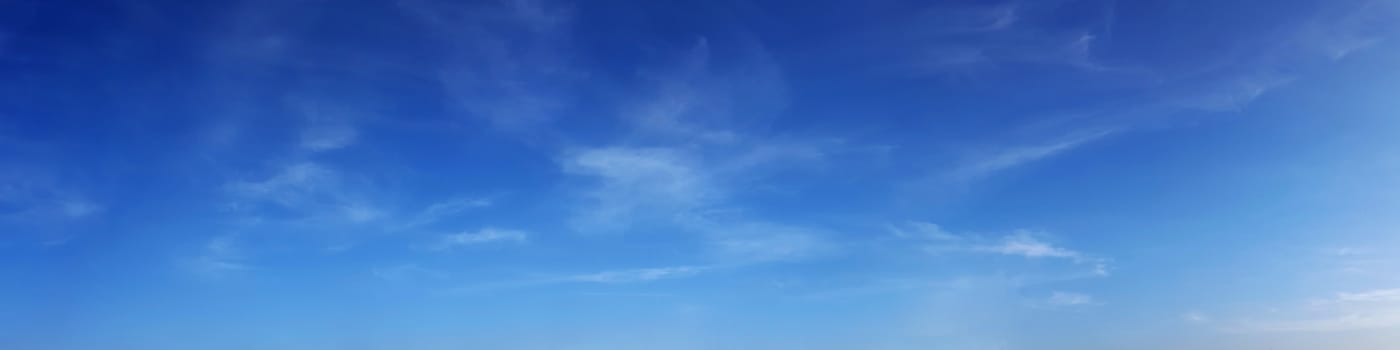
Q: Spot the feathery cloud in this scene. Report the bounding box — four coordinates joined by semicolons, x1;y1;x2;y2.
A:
188;235;249;277
431;228;528;250
396;196;495;230
902;224;1110;277
562;146;714;233
226;162;337;206
372;264;449;282
704;222;836;263
402;0;578;131
225;162;389;226
1183;311;1211;324
568;266;708;283
889;221;961;241
951;129;1118;181
300;123;357;152
1220;288;1400;333
1047;291;1095;306
977;231;1081;259
444;265;712;294
1334;289;1400;303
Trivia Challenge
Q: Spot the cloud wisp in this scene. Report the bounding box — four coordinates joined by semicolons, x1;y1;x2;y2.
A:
430;228;529;250
1046;291;1096;307
898;222;1111;277
401;0;579;132
554;37;843;267
187;234;250;277
443;265;715;295
1215;288;1400;333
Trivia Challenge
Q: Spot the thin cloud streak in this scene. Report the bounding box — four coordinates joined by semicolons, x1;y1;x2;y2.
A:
1046;291;1095;306
431;228;529;250
1217;288;1400;333
951;129;1118;181
442;265;714;294
902;223;1111;277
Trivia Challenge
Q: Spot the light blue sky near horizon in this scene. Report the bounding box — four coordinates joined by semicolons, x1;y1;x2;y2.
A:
3;0;1400;349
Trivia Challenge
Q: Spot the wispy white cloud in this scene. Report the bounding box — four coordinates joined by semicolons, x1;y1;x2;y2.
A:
899;2;1399;190
553;35;856;269
444;265;712;294
291;96;362;152
0;169;102;239
431;228;528;250
562;146;714;233
976;231;1081;259
889;221;960;241
1046;291;1095;306
372;263;448;282
568;266;708;283
951;129;1118;180
903;224;1110;277
1171;74;1296;113
338;202;384;223
1294;2;1397;61
57;199;101;218
1219;288;1400;333
560;144;836;263
704;222;836;263
300;123;357;152
890;1;1123;75
395;196;495;230
1333;289;1400;303
401;0;578;131
225;161;388;226
226;162;337;206
187;234;249;277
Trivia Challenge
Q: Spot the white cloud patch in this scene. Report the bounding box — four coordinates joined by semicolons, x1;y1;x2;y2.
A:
551;36;850;271
300;123;357;152
1334;289;1400;303
903;224;1110;277
560;145;835;263
58;198;101;218
889;221;960;241
226;162;337;206
1172;74;1296;113
1221;288;1400;333
0;168;102;242
282;76;370;153
396;196;494;230
1184;311;1211;323
1046;291;1095;306
952;129;1118;180
561;146;714;233
444;265;712;294
431;227;528;250
705;222;836;263
372;264;448;282
568;266;708;283
401;0;578;131
339;202;384;223
977;231;1081;259
881;1;1123;75
188;235;249;277
916;2;1020;33
1293;2;1396;61
224;162;386;225
898;2;1400;191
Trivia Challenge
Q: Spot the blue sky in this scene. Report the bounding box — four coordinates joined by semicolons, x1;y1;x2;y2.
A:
3;0;1400;349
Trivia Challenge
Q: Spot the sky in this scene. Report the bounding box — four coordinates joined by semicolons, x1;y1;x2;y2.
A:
3;0;1400;349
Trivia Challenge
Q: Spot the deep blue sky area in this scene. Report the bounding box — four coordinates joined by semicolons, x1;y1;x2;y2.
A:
3;1;1400;349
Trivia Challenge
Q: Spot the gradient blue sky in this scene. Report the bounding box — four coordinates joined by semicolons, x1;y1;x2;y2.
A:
4;0;1400;349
